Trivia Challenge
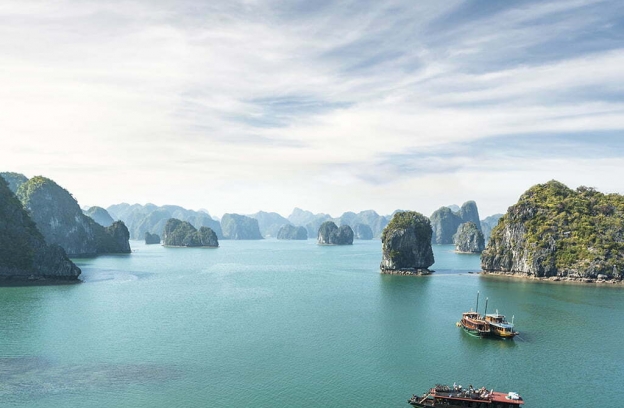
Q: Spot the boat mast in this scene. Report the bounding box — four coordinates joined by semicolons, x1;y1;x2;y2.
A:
475;291;479;314
484;298;489;317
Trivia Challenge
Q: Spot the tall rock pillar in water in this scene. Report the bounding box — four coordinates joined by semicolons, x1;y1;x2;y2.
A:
380;211;434;275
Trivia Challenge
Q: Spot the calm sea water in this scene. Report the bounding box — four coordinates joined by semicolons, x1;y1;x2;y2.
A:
1;240;622;407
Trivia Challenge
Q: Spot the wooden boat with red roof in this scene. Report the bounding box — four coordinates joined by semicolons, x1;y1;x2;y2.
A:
457;292;490;337
408;384;524;407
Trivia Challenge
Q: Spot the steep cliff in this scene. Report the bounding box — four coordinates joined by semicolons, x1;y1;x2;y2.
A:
276;224;308;240
453;222;485;253
84;206;115;227
459;201;481;230
430;201;482;244
16;176;130;257
0;177;80;280
429;207;463;244
220;214;262;240
380;211;434;274
481;181;624;281
317;221;353;245
162;218;218;247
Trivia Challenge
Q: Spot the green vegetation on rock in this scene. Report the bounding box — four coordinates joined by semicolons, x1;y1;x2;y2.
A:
16;176;130;256
453;222;485;253
482;180;624;279
163;218;218;247
0;177;80;280
380;211;434;272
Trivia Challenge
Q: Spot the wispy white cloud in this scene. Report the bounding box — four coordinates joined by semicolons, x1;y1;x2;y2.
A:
1;0;624;216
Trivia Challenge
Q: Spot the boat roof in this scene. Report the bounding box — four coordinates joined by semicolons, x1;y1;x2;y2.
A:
431;389;523;405
490;322;514;329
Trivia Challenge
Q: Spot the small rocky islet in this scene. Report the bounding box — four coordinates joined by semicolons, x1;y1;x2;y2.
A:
380;211;434;275
454;222;485;254
162;218;218;247
145;232;161;245
317;221;354;245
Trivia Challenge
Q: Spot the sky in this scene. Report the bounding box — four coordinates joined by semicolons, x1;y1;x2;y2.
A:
2;0;624;219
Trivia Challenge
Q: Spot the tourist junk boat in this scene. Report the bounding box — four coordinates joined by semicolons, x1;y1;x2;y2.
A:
457;292;518;339
457;292;490;337
484;311;518;339
408;384;524;407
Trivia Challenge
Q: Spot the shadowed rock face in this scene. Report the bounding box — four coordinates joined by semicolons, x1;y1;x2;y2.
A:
16;176;130;257
481;180;624;280
0;172;28;193
84;206;115;227
353;223;373;240
380;211;434;273
163;218;218;247
145;232;161;245
453;222;485;253
276;224;308;240
317;221;353;245
221;214;262;240
430;201;482;244
429;207;463;244
0;177;80;280
459;201;481;229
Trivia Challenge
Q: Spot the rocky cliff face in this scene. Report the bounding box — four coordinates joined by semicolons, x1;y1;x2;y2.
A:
220;214;262;240
481;181;624;281
16;176;130;257
145;232;161;245
163;218;218;247
0;177;80;280
84;206;115;227
0;172;29;194
317;221;353;245
459;201;481;230
453;222;485;253
480;214;503;242
276;224;308;240
380;211;434;274
353;223;373;240
429;207;463;244
430;201;482;244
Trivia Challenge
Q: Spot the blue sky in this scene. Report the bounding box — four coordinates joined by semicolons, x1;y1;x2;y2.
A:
2;0;624;218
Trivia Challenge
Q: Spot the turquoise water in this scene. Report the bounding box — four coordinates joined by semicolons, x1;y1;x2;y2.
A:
1;240;622;407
